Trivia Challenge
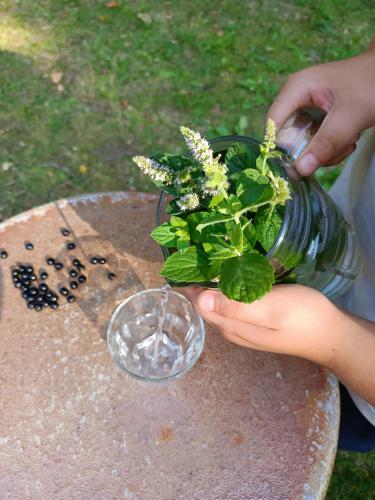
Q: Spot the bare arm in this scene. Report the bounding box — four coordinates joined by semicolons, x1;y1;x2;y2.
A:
186;285;375;406
330;312;375;405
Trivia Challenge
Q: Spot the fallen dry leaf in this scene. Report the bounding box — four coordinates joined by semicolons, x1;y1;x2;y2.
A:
105;1;119;7
137;12;152;24
51;71;63;84
1;161;12;172
57;84;64;92
121;99;129;109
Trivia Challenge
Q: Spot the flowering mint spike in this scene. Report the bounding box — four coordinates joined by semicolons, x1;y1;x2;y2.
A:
180;126;213;164
180;126;229;196
132;155;173;184
260;118;277;157
264;118;276;149
176;193;200;211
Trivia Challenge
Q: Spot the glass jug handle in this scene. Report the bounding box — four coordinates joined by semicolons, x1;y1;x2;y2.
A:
276;107;326;164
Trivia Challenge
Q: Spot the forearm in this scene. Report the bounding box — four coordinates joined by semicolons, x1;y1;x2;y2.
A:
329;311;375;406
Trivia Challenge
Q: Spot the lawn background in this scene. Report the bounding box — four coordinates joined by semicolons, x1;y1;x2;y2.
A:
0;1;374;497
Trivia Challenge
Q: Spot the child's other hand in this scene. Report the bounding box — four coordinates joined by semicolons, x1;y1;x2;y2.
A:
267;47;375;176
185;285;343;368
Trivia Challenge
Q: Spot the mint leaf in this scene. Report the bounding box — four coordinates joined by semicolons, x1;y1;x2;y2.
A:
186;212;210;238
153;153;192;173
176;227;190;239
176;238;190;253
226;143;258;173
207;257;223;279
256;156;267;175
225;220;243;252
254;207;282;252
278;246;303;271
151;223;178;247
236;169;274;208
219;252;274;303
238;168;268;185
186;211;210;242
209;194;225;208
170;215;188;228
242;219;257;248
227;194;243;213
208;242;238;261
203;242;214;253
154;181;178;196
161;246;211;282
213;194;242;215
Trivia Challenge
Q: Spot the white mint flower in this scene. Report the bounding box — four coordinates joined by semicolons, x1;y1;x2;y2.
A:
132;155;173;184
180;126;213;164
201;157;229;194
268;172;291;206
177;193;200;211
201;182;221;196
176;167;192;185
180;126;229;196
202;156;227;176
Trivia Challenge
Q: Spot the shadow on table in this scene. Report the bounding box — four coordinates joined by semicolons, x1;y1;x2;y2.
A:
52;192;162;339
62;192;162;264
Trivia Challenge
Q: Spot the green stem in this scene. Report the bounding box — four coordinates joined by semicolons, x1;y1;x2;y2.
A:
234;199;273;222
241;219;253;231
259;146;272;175
196;215;235;231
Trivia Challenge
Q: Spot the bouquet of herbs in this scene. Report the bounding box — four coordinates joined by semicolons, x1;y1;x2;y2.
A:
133;119;291;304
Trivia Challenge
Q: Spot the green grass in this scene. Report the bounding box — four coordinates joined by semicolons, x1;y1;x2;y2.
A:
327;451;375;499
0;0;374;496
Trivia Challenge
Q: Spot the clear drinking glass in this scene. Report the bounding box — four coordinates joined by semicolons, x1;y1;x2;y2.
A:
156;110;360;298
107;288;205;383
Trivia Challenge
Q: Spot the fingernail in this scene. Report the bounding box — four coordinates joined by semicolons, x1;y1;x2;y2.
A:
297;152;319;175
198;292;215;312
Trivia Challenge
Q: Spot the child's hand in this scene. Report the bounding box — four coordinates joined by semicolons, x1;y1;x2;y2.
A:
185;284;343;367
186;284;375;404
268;45;375;175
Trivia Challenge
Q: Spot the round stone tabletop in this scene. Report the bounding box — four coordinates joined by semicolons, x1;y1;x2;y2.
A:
0;192;339;500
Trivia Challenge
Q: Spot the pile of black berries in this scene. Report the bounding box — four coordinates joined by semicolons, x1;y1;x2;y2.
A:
11;265;59;312
4;226;118;313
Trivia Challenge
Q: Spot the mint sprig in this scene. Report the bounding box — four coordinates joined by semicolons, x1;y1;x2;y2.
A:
219;253;274;303
134;119;291;304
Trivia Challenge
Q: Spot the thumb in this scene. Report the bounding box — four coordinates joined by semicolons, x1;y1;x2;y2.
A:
295;107;361;175
197;290;244;321
195;290;275;350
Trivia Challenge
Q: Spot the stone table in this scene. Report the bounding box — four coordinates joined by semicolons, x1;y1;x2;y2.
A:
0;192;339;500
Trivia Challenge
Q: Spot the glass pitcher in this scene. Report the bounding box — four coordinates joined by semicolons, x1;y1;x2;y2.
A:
157;109;360;299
